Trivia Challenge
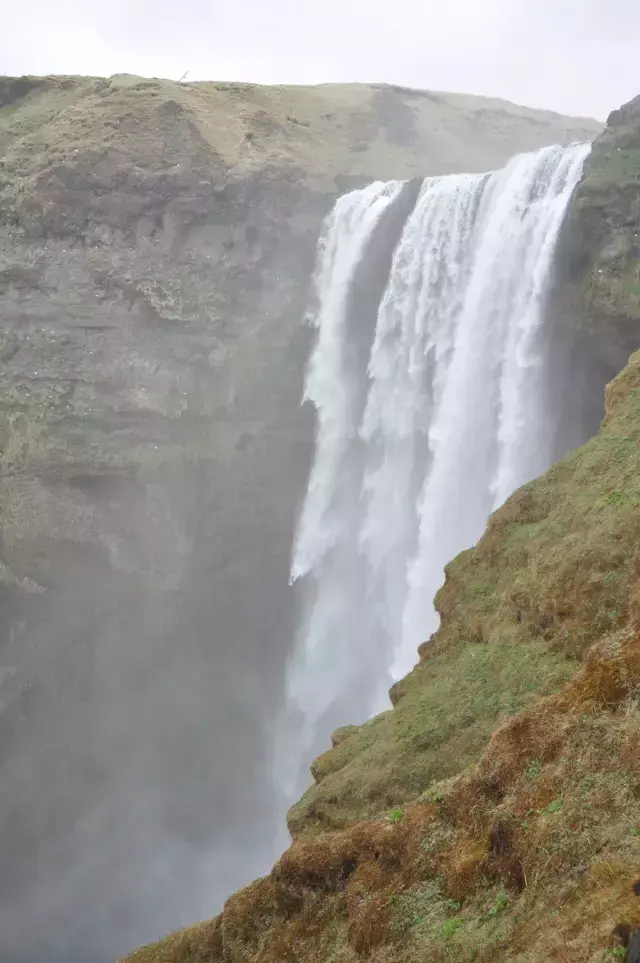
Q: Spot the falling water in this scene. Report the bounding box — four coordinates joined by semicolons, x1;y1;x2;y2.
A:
284;142;590;776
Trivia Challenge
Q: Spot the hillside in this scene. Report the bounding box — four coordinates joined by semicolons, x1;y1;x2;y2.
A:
0;74;599;189
123;99;640;963
0;74;601;961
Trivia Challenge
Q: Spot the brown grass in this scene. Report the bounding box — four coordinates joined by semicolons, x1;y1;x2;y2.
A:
121;639;640;963
188;629;640;962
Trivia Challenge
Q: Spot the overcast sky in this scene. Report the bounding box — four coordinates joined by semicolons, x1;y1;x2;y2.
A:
2;0;639;119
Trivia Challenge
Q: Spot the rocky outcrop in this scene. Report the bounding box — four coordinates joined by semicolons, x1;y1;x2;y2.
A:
557;94;640;354
0;73;601;961
548;95;640;443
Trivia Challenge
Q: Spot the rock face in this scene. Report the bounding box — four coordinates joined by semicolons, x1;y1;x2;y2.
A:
123;96;640;963
548;94;640;442
0;74;600;962
558;94;640;354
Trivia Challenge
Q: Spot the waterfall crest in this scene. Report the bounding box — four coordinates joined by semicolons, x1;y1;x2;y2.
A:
285;143;590;767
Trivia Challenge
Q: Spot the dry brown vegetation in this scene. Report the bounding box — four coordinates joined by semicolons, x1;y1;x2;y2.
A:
0;73;599;197
127;628;640;963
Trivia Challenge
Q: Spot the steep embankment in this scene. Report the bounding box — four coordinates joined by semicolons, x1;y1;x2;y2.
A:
125;100;640;962
0;74;600;961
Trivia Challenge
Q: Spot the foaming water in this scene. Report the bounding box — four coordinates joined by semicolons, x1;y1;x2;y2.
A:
282;143;590;788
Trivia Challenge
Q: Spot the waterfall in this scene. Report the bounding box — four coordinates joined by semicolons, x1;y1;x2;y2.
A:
284;142;590;776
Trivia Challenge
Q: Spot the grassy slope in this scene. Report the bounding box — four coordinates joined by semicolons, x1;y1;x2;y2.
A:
125;347;640;963
0;75;599;195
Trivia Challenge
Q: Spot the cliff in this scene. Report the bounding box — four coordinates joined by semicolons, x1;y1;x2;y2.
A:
123;99;640;963
0;76;599;694
558;94;640;357
0;74;601;961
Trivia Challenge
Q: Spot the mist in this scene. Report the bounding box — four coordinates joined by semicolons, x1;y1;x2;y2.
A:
0;399;312;961
0;135;321;955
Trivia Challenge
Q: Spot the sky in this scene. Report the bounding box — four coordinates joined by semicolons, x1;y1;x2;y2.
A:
2;0;639;119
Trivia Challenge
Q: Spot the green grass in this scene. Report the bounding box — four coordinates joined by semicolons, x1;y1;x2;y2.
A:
587;147;640;187
486;888;509;919
289;632;577;833
390;880;461;940
525;759;541;781
388;880;515;962
387;807;405;824
542;795;564;815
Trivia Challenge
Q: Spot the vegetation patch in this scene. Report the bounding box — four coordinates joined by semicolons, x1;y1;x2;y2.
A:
289;634;577;834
